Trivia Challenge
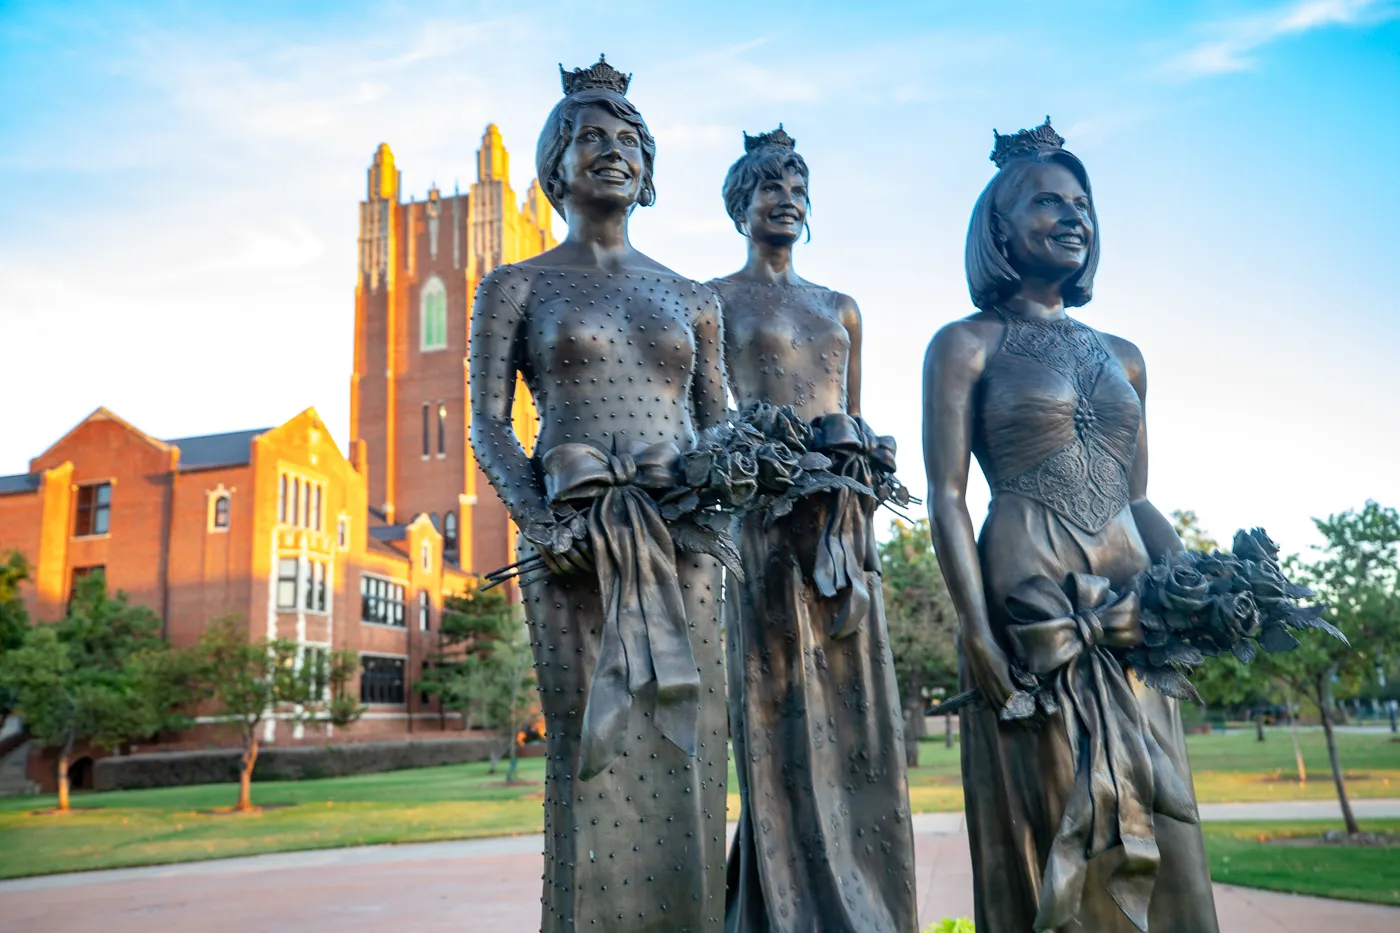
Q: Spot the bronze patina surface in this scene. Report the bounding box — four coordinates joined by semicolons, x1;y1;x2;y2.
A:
710;126;918;933
468;57;729;933
921;119;1220;932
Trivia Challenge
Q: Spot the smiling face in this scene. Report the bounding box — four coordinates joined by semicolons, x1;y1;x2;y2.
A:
997;161;1094;281
743;165;808;245
557;103;646;211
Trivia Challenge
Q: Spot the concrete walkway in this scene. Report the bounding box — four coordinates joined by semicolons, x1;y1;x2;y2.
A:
1;802;1396;933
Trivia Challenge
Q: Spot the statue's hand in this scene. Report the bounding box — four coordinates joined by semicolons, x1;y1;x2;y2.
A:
540;539;593;577
520;505;593;578
965;632;1015;711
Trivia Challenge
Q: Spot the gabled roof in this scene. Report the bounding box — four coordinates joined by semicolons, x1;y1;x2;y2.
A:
0;473;40;496
32;406;171;469
167;428;270;471
367;537;407;559
369;524;409;543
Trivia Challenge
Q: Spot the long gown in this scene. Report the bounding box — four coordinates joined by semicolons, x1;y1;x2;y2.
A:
470;266;730;933
964;310;1220;932
711;279;918;933
523;545;727;933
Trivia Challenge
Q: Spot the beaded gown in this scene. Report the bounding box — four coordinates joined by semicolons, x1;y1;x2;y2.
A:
709;279;918;933
469;265;730;933
964;310;1219;932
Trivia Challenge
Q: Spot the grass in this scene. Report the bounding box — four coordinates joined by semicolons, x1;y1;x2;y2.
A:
1203;819;1400;905
0;758;557;879
907;726;1400;811
0;729;1396;881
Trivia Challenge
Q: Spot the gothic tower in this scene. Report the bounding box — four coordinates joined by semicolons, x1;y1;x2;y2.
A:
350;127;556;577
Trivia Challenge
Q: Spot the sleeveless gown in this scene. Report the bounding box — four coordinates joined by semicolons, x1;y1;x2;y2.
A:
963;311;1219;932
713;280;918;933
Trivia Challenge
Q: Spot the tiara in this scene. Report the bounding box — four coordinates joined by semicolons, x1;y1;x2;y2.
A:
559;54;632;97
990;116;1064;168
743;124;796;153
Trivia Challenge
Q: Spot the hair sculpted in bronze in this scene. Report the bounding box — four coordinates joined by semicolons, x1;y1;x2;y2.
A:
536;56;656;217
965;118;1099;311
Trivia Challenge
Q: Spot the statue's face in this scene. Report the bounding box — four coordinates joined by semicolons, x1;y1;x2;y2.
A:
559;104;645;210
999;161;1093;279
744;165;808;244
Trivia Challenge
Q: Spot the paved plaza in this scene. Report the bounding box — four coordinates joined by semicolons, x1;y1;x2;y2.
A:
2;803;1398;933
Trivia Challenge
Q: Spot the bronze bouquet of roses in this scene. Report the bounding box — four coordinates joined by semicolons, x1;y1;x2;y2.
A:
936;528;1343;718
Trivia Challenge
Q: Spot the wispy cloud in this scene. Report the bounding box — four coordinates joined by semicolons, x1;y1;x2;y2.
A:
1163;0;1398;78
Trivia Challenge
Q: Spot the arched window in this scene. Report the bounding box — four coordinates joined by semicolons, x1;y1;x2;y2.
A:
420;276;447;351
444;511;458;557
213;494;230;529
421;540;432;573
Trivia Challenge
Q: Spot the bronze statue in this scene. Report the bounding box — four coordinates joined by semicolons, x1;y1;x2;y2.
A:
921;118;1219;932
468;56;729;933
710;126;918;933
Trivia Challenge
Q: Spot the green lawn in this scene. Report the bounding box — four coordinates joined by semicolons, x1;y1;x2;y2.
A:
1203;820;1400;905
1;729;1397;883
0;758;557;879
908;727;1400;812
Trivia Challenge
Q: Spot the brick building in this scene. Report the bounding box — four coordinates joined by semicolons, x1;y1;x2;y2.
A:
351;124;554;576
0;126;553;763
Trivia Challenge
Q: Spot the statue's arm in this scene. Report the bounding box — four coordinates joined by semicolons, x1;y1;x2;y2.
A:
690;289;730;431
838;293;862;417
1111;335;1184;560
923;322;1013;708
468;268;551;527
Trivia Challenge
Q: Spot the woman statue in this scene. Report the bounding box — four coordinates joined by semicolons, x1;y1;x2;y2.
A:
922;119;1218;932
468;57;729;933
709;126;918;933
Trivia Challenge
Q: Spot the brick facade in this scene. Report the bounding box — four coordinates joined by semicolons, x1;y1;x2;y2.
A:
351;126;553;575
0;125;554;779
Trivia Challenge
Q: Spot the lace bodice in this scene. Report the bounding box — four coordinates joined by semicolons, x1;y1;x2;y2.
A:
973;312;1140;532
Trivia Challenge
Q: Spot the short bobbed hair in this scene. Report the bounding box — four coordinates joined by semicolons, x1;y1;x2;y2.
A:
535;88;656;219
964;149;1099;311
721;145;810;235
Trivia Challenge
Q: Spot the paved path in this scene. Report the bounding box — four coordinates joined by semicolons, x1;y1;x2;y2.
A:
2;802;1397;933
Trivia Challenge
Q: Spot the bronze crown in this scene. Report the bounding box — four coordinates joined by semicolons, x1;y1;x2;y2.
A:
560;54;632;97
991;116;1065;168
744;124;797;153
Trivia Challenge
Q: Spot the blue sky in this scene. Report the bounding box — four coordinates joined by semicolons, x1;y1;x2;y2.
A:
1;0;1397;555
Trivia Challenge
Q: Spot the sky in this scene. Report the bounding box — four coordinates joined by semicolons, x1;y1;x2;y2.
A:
1;0;1397;557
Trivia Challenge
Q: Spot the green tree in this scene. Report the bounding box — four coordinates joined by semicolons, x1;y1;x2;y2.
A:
879;519;959;768
419;587;539;781
1170;509;1220;552
196;615;364;811
0;571;193;811
1252;502;1400;835
479;620;539;783
0;550;32;736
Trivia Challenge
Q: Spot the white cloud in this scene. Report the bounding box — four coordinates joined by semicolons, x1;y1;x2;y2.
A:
1163;0;1398;78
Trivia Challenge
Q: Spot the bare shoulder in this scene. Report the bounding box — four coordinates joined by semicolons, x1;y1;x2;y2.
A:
831;290;860;328
926;312;1002;376
1097;329;1146;385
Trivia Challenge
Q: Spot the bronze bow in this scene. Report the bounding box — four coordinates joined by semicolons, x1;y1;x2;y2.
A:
541;441;699;781
1005;573;1199;933
808;413;895;638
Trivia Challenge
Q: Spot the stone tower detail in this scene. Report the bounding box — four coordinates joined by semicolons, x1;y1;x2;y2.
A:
350;127;556;577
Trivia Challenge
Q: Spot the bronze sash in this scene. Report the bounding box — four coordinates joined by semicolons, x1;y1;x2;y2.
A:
1004;573;1199;933
809;413;896;638
541;441;699;781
